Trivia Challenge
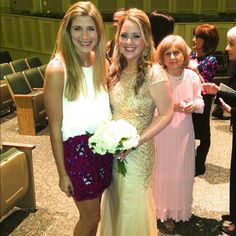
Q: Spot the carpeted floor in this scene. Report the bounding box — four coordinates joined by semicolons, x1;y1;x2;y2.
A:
0;108;232;236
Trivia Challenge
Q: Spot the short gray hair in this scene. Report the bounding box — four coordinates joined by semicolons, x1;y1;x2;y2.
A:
227;26;236;45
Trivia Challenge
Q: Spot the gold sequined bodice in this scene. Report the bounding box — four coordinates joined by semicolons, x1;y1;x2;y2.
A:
110;71;156;184
110;71;155;132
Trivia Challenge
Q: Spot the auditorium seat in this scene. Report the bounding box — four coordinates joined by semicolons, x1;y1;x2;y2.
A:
38;64;47;78
23;67;44;89
25;56;42;68
0;142;37;220
4;72;47;135
10;59;30;73
0;63;14;115
0;51;12;64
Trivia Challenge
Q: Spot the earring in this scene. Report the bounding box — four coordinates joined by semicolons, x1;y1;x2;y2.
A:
143;48;148;57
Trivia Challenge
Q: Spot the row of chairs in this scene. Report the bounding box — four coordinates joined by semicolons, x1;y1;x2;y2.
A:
1;58;46;115
1;63;46;89
9;56;42;73
0;58;48;135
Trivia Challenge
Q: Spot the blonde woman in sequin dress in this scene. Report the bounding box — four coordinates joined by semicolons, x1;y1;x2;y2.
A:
98;9;173;236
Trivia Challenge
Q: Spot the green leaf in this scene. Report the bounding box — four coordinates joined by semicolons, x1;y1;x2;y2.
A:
117;159;127;177
120;137;128;142
86;131;94;137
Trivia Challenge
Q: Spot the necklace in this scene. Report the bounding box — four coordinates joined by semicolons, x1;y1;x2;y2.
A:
167;70;184;81
122;70;138;77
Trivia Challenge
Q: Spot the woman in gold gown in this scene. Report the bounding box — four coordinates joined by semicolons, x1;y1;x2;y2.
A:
98;8;173;236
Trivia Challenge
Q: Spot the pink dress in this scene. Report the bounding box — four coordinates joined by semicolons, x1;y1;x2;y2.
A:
153;68;204;222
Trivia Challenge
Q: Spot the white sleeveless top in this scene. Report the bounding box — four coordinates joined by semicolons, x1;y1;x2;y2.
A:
60;61;111;141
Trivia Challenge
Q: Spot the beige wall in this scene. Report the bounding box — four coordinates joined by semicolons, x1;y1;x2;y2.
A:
0;14;235;64
0;14;60;63
1;0;236;14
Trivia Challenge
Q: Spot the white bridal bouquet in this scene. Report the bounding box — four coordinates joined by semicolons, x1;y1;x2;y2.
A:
88;119;140;176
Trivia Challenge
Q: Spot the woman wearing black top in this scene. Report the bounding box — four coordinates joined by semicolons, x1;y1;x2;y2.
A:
201;25;236;236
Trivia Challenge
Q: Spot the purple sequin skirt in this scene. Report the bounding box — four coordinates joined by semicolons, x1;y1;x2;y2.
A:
63;134;113;201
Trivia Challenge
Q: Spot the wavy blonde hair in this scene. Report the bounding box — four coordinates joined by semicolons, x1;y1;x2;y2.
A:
52;1;106;101
110;8;156;94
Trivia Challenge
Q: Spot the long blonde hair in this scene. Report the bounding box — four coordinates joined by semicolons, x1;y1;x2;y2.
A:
110;8;156;94
52;1;106;101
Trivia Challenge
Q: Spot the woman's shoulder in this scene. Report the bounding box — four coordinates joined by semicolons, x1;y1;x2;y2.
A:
47;57;65;75
48;55;64;69
185;67;198;75
45;57;65;86
184;68;201;79
184;68;202;85
148;63;168;85
203;54;217;64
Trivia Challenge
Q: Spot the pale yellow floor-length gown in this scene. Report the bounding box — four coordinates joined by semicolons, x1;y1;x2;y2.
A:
98;65;168;236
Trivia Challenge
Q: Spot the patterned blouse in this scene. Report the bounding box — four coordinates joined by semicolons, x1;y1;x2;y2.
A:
191;52;219;83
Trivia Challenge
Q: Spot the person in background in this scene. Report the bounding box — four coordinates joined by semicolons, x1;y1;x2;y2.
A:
189;24;219;177
149;11;175;48
154;35;204;232
228;60;236;90
98;8;173;236
202;25;236;236
227;27;236;92
211;56;236;119
106;8;126;63
202;82;236;235
43;2;113;236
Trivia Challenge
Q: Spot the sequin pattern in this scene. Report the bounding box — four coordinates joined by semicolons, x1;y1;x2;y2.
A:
63;135;113;201
191;52;219;82
109;66;164;185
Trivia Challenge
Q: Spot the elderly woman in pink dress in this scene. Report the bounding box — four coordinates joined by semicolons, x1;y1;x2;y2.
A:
153;35;204;232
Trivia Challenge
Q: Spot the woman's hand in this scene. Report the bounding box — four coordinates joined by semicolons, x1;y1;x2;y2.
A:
201;83;219;95
174;100;196;113
219;98;231;113
116;149;132;160
174;102;186;112
183;101;196;113
59;175;74;197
